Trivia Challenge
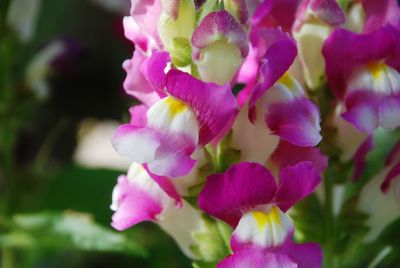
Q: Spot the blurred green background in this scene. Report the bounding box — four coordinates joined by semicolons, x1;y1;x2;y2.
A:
0;0;191;267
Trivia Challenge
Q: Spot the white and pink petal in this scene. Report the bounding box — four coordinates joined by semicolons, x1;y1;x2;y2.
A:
111;163;179;230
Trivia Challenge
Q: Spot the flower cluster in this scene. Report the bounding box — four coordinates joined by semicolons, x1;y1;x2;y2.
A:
109;0;400;266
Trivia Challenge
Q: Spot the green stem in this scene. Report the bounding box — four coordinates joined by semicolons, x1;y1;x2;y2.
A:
324;173;335;268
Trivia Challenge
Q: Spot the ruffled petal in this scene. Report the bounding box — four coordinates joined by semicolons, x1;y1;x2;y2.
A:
265;98;322;147
198;162;277;227
275;161;322;212
165;69;239;145
322;25;399;99
270;140;328;173
122;50;161;106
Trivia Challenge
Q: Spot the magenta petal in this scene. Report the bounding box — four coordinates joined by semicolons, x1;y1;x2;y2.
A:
192;10;248;60
248;29;297;121
198;162;277;227
141;50;171;93
342;90;380;133
352;136;374;181
322;26;399;99
217;249;297;268
123;50;161;106
265;98;322;147
129;105;148;127
165;69;239;145
270;140;328;173
251;0;300;32
381;161;400;192
363;0;400;33
277;241;323;268
111;175;162;231
275;162;321;212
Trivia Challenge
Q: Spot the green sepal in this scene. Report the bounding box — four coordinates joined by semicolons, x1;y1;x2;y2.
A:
170;37;192;67
189;214;232;262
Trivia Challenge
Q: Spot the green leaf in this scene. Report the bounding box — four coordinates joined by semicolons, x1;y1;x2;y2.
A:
0;211;147;257
170;37;192;67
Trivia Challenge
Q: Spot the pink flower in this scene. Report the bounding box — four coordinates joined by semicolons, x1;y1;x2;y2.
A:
323;25;400;133
112;69;238;177
199;162;322;267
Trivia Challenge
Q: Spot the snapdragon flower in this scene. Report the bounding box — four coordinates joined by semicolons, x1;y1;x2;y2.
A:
241;27;322;147
323;25;400;133
112;66;238;177
199;162;322;267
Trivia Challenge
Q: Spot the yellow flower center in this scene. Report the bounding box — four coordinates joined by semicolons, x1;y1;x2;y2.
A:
278;72;295;90
252;206;281;231
366;62;386;81
165;97;187;117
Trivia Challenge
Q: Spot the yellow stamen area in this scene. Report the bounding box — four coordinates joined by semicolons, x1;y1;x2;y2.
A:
252;207;281;231
165;97;187;117
278;72;295;89
366;62;386;80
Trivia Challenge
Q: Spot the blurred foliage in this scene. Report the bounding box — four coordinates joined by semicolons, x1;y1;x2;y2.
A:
0;0;192;267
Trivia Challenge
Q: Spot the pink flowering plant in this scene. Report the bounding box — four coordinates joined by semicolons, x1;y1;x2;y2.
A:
110;0;400;267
